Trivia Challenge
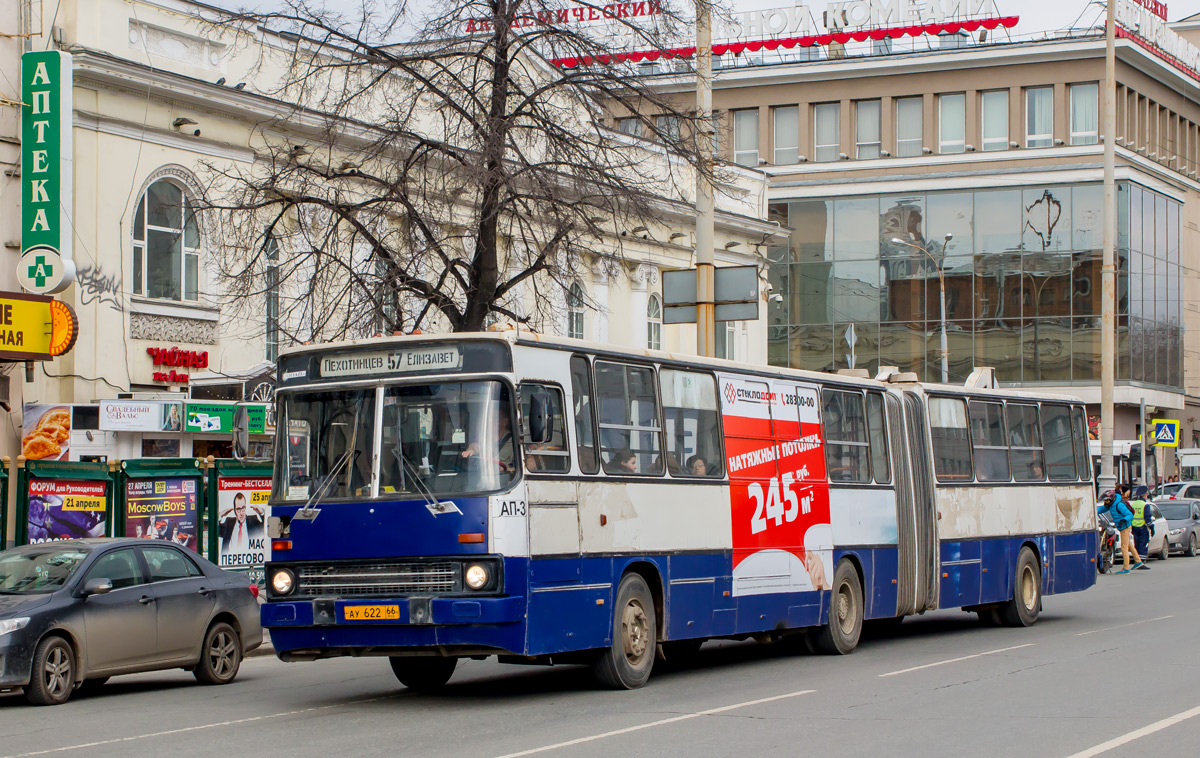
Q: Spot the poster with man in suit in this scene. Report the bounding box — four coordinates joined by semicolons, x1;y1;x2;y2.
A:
217;477;271;568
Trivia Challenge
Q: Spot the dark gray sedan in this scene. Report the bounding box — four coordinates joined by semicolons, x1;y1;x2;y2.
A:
1156;499;1200;556
0;538;261;705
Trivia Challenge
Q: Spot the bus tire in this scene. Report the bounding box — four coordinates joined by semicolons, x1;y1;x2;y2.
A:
389;656;457;691
814;561;863;655
1001;547;1041;627
592;573;656;689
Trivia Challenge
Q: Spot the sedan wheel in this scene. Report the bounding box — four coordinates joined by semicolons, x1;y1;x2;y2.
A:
1186;534;1197;558
194;622;242;685
26;637;74;706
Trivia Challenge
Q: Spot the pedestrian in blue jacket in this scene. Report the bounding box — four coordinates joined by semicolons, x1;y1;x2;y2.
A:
1098;489;1144;573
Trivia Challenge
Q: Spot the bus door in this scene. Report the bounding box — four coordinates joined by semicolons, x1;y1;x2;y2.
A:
902;391;939;613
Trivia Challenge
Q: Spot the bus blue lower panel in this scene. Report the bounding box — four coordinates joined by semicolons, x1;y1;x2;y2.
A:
264;535;1097;658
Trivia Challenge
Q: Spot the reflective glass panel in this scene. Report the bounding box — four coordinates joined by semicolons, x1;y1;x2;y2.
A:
834;198;880;259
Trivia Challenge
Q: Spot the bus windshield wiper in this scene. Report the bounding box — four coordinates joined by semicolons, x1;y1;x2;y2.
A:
296;403;362;521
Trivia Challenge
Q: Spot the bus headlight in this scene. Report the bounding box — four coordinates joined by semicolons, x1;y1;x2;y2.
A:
271;568;296;596
464;564;490;590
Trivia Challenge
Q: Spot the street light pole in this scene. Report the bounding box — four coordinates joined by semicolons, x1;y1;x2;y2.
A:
892;234;952;383
1100;0;1117;493
695;0;716;358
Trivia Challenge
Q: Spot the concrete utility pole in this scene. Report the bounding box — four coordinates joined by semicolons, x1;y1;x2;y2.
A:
695;0;716;358
1099;0;1117;493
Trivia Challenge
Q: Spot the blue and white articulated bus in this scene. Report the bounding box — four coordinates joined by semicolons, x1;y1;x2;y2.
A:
260;333;1098;690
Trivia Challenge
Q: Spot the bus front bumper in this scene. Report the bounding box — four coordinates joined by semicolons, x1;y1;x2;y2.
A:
262;595;525;628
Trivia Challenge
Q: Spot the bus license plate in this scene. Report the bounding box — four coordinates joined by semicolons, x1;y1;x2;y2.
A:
343;605;401;621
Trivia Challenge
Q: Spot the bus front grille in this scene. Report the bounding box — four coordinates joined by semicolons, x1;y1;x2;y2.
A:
294;562;458;597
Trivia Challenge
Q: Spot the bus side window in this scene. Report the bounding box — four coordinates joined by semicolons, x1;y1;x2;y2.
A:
865;392;890;484
928;397;972;482
595;362;663;476
968;400;1010;482
1071;406;1091;481
821;389;870;483
1041;404;1076;481
570;356;600;474
660;369;723;478
518;384;570;474
1007;403;1046;482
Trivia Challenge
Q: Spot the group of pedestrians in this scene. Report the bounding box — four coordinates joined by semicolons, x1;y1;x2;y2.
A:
1098;485;1157;574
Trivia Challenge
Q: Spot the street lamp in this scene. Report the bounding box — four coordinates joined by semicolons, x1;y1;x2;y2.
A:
891;233;954;384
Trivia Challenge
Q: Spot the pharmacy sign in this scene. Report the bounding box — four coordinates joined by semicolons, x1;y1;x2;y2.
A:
20;51;75;295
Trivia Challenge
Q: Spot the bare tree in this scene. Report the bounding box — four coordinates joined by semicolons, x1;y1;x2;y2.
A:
201;0;715;342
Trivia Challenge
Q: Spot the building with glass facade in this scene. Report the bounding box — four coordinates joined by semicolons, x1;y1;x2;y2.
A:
636;10;1200;461
766;182;1181;393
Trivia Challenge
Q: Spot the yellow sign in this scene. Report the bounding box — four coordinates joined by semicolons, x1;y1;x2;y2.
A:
0;290;77;360
343;605;401;621
1152;419;1180;448
62;494;106;512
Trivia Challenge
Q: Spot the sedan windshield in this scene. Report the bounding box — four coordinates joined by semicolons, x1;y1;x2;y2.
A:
0;546;90;593
1157;503;1194;521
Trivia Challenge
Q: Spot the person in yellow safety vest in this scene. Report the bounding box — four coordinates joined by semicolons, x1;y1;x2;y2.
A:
1129;485;1153;570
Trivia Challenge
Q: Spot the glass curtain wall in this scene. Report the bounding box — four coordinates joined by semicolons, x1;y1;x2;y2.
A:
767;182;1181;390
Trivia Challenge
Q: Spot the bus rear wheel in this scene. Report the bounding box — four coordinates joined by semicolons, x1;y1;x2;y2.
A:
1001;547;1041;627
593;573;656;689
814;560;863;655
389;656;457;691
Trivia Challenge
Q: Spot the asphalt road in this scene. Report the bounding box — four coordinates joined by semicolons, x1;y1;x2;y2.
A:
3;556;1199;758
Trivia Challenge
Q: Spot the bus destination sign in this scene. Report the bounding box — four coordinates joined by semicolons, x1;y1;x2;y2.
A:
320;346;463;378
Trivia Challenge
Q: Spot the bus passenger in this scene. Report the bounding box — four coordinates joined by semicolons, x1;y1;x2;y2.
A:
609;448;638;474
687;455;708;476
461;410;515;474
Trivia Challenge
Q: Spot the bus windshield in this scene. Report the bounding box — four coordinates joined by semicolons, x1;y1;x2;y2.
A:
274;381;516;502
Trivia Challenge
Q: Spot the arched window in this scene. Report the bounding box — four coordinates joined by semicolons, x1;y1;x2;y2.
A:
265;235;280;362
567;282;585;340
647;293;662;350
132;179;199;301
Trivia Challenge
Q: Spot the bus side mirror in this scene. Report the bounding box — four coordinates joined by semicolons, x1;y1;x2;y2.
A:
233;406;250;461
528;393;553;445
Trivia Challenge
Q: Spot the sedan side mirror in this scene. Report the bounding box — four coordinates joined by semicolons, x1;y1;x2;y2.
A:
82;578;113;597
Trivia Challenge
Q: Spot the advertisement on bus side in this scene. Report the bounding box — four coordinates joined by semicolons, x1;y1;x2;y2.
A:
718;374;833;597
125;477;200;552
215;476;271;569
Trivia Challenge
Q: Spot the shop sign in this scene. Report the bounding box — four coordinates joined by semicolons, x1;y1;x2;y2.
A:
1116;1;1200;81
20;51;75;295
27;479;108;543
98;400;183;432
0;291;78;361
147;346;209;384
185;402;270;434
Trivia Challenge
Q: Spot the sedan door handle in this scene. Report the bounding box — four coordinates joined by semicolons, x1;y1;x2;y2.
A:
139;595;155;605
197;587;214;596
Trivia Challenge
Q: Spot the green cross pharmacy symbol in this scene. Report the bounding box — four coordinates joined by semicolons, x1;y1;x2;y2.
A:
27;256;53;288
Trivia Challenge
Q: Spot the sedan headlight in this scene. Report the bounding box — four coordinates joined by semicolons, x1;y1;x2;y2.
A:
0;617;31;637
464;564;490;590
271;569;296;596
1170;528;1184;536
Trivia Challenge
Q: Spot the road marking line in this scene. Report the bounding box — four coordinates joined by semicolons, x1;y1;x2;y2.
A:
1075;615;1173;636
1063;704;1200;757
0;694;399;758
877;643;1034;678
491;689;816;758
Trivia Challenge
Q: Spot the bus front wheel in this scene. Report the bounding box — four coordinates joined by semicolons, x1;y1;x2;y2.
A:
1001;547;1041;627
593;573;657;689
814;560;863;655
389;656;457;691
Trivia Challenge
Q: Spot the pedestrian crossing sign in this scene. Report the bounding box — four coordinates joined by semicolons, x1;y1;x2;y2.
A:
1152;419;1180;447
